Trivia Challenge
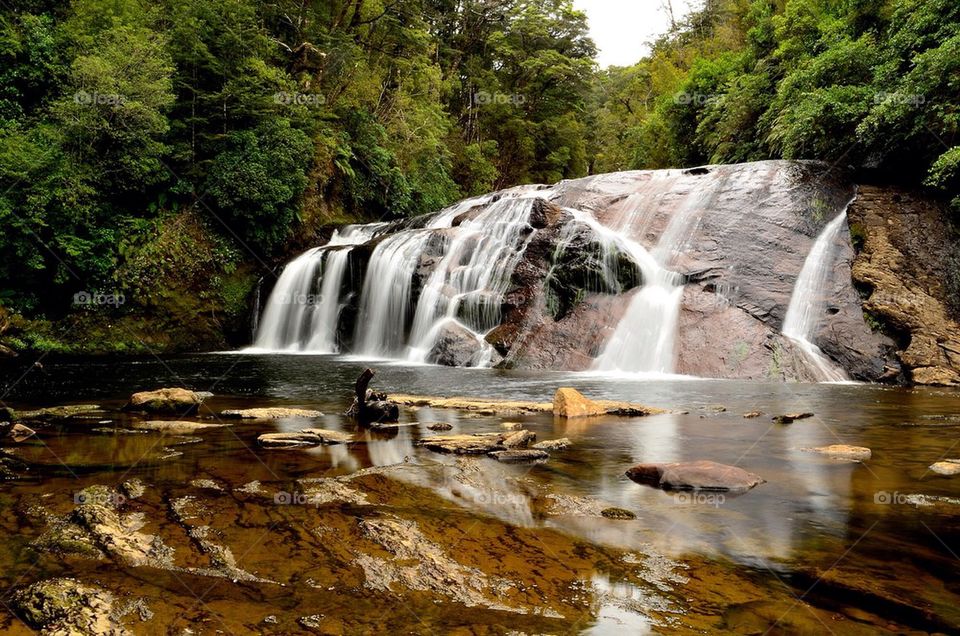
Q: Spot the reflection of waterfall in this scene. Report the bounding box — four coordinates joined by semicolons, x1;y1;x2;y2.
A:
250;224;385;352
782;209;851;382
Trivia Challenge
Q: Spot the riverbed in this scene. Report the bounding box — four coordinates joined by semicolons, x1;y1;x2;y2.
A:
0;354;958;633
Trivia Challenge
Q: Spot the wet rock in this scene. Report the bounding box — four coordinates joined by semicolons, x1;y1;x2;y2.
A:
220;407;323;419
426;422;453;431
393;394;551;414
502;430;536;448
533;438;572;451
13;578;128;635
418;433;506;455
930;460;960;476
601;507;636;520
501;422;523;430
742;411;763;418
489;449;549;463
123;388;206;415
257;431;321;448
553;387;605;418
345;369;400;424
426;322;484;367
802;445;872;462
299;614;324;630
16;404;103;422
131;421;225;434
190;479;226;492
7;423;35;442
626;460;764;492
300;428;353;444
772;412;814;424
553;387;668;418
120;479;146;500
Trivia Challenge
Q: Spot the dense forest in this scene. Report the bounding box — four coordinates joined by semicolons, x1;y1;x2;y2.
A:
0;0;957;353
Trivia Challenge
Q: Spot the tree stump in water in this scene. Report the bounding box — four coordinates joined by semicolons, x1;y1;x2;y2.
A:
345;368;399;424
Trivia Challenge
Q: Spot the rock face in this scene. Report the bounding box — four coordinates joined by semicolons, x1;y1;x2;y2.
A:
124;388;206;414
848;186;960;385
626;460;764;492
257;160;936;382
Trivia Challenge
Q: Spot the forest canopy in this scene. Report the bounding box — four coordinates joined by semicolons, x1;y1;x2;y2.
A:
0;0;957;332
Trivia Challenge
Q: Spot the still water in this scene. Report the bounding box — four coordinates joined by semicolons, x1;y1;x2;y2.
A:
0;354;958;633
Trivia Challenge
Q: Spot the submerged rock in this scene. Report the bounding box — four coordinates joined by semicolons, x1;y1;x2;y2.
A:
802;445;871;462
601;507;636;520
772;412;814;424
501;421;523;430
124;388;206;415
742;411;763;418
930;460;960;476
626;460;764;492
425;422;453;431
13;578;128;635
418;433;506;455
489;449;549;463
533;438;572;451
220;407;323;419
131;421;224;434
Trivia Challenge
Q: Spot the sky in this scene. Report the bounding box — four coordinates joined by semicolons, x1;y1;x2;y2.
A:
573;0;699;68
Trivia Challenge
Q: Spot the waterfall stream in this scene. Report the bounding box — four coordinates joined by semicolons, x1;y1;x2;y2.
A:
782;209;852;382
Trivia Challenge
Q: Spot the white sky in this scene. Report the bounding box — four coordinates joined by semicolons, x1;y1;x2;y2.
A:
573;0;700;68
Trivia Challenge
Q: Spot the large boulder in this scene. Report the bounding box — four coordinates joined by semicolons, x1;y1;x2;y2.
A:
553;388;605;418
426;322;484;367
626;460;764;492
124;388;207;415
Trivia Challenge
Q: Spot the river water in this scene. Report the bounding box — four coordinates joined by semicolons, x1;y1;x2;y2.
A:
0;354;958;633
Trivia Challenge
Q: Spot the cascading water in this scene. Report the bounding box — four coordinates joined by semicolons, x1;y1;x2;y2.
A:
782;209;852;383
249;224;385;352
592;175;720;374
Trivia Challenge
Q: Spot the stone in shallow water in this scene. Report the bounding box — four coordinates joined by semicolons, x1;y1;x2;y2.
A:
418;433;505;455
533;437;571;451
124;388;206;414
501;421;523;430
626;460;764;492
13;578;127;635
132;421;224;434
503;430;536;448
601;507;636;519
220;407;323;419
742;411;763;418
802;445;871;462
489;449;549;463
929;460;960;476
426;422;453;431
257;431;321;448
772;412;814;424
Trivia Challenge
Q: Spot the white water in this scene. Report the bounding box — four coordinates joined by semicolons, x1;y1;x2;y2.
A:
782;210;851;382
592;176;718;374
248;224;385;352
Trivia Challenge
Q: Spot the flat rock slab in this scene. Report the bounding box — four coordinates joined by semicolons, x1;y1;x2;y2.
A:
125;388;206;415
930;460;960;476
132;421;225;434
257;431;321;448
802;445;871;462
220;408;323;419
418;433;506;455
533;438;571;451
300;428;353;444
626;460;764;492
14;405;103;421
489;449;549;463
392;388;668;419
503;430;536;448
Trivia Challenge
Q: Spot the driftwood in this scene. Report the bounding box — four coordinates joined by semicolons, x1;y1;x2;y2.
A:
345;368;399;424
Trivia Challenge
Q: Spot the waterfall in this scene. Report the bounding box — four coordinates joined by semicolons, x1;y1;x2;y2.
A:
782;209;851;382
407;196;538;363
249;224;385;352
592;175;719;374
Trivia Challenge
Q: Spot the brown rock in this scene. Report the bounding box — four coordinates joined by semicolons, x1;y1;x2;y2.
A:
132;421;224;434
489;449;549;463
533;438;571;451
503;430;536;448
124;388;206;415
257;431;321;448
802;445;871;462
600;507;636;519
418;433;505;455
7;423;35;442
553;388;605;418
626;460;764;492
299;428;353;444
426;422;453;431
220;408;322;419
743;411;763;418
930;460;960;476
